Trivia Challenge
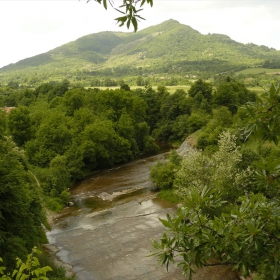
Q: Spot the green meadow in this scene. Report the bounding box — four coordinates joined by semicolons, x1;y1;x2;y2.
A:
238;67;280;75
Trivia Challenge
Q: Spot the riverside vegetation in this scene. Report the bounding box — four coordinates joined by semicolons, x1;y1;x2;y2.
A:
1;76;280;279
150;83;280;279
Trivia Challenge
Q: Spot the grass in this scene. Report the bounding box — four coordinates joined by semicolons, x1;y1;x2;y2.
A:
237;68;280;75
157;189;182;204
247;86;266;95
165;85;191;94
87;85;191;94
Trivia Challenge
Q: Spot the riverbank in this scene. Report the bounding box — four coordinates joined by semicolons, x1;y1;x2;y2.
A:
43;209;77;279
44;141;243;280
43;243;76;279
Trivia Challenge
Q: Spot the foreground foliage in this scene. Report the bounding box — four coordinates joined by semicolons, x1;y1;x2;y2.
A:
152;83;280;279
0;247;52;280
152;190;280;279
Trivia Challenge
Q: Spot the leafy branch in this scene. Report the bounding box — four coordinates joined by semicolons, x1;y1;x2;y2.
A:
244;84;280;145
0;247;52;280
89;0;154;31
151;191;280;279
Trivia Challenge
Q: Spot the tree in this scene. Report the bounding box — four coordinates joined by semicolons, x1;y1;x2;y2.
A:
81;119;131;167
47;155;71;196
136;76;144;86
188;79;212;102
7;107;33;146
0;137;45;269
212;106;232;127
91;0;153;32
175;132;251;201
150;150;182;190
120;83;130;91
212;79;255;114
0;110;6;140
187;113;207;134
25;112;72;166
244;84;280;145
63;88;85;116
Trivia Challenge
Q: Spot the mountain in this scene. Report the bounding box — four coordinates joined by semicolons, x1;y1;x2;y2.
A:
1;19;280;83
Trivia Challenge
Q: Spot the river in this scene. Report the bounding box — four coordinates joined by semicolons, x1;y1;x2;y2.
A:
46;142;240;280
46;152;187;279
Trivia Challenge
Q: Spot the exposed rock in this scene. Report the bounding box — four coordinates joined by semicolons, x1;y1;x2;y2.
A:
176;137;194;156
85;209;113;218
97;186;146;201
42;244;75;278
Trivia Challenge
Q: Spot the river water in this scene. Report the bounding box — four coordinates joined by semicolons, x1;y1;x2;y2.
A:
46;144;240;280
46;152;187;279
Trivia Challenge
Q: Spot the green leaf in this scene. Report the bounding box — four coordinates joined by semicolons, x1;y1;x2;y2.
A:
158;218;172;228
135;14;146;20
132;17;138;32
148;0;153;7
255;239;262;252
140;0;146;7
126;18;131;29
115;16;127;27
273;261;279;279
114;8;125;15
242;263;248;277
273;232;280;239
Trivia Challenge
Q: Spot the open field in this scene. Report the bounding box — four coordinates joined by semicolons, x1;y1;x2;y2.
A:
87;85;191;94
247;86;266;95
238;68;280;75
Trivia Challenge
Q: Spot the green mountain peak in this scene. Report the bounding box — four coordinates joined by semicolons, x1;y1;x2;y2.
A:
1;19;280;84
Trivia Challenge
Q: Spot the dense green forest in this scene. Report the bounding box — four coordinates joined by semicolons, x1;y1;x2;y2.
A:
1;75;280;279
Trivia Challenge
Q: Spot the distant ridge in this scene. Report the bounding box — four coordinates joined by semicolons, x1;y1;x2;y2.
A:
1;19;280;80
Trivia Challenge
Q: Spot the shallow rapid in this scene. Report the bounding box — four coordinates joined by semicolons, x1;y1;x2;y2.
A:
46;153;186;279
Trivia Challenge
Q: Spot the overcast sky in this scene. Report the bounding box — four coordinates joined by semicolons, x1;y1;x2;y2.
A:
0;1;279;68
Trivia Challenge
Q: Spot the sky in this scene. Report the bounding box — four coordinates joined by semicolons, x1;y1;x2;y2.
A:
0;0;280;68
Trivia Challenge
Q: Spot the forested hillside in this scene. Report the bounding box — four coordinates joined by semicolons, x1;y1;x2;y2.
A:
1;20;280;86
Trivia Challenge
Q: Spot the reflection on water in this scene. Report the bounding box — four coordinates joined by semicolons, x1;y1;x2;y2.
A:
73;155;166;191
49;152;172;227
68;153;168;212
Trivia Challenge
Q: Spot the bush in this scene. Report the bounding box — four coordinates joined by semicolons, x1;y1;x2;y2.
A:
150;161;176;190
45;197;64;212
187;113;207;134
157;189;181;204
